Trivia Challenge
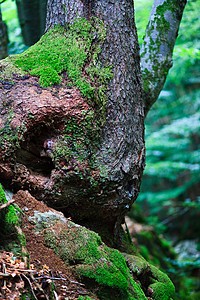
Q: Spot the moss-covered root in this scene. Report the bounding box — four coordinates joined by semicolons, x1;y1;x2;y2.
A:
0;183;18;228
0;184;27;260
44;221;147;300
124;254;175;300
31;210;175;300
149;264;175;300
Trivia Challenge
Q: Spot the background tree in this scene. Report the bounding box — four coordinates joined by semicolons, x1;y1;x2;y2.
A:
128;1;200;297
16;0;47;46
0;5;9;59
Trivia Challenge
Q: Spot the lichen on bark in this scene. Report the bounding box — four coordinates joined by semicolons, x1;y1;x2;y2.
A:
140;0;187;116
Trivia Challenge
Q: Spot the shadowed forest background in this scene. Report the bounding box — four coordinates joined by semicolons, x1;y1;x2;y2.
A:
1;0;200;298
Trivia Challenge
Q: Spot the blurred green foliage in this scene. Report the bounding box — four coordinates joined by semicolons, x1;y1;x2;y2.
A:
134;0;200;236
1;0;27;54
132;0;200;297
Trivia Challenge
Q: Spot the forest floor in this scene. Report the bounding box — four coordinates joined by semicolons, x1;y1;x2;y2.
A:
0;192;95;300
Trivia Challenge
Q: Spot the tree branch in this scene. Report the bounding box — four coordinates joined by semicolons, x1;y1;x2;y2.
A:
0;199;15;210
140;0;187;117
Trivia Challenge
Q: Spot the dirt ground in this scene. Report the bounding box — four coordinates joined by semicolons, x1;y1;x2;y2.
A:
0;190;95;300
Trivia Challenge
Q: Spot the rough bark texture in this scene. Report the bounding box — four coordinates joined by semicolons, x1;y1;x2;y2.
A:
140;0;187;116
16;0;47;46
0;7;9;59
0;0;145;244
46;0;145;234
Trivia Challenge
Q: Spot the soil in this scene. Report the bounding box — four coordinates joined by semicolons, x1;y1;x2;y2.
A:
11;190;94;299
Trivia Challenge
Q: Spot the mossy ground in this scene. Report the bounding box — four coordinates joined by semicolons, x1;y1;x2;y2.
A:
0;184;26;257
149;265;175;300
0;183;18;232
44;221;175;300
44;221;146;299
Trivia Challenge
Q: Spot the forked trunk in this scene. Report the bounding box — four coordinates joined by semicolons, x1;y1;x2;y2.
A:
0;0;145;244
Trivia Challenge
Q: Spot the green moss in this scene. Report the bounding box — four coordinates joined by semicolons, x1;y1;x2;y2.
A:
155;5;170;32
30;65;61;87
0;184;27;258
0;57;25;81
43;220;178;299
52;111;96;168
119;225;139;255
142;68;152;94
142;58;170;94
127;274;147;300
44;222;147;300
4;204;18;225
0;110;26;158
150;264;175;300
78;297;95;300
0;183;6;203
77;262;128;291
13;18;112;112
0;183;18;228
139;245;150;261
123;254;148;276
78;245;130;291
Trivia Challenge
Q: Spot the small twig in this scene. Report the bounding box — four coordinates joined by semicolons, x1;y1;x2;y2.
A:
36;274;84;286
50;270;57;292
1;259;7;287
53;290;59;300
21;273;38;300
29;273;49;300
70;280;85;286
9;268;36;273
161;207;189;225
59;273;84;285
0;199;15;210
15;225;28;267
65;290;76;294
35;276;68;281
0;272;10;277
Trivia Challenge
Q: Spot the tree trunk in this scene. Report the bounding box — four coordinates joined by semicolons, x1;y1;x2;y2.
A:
0;7;9;59
46;0;145;231
16;0;47;46
0;0;145;246
140;0;187;116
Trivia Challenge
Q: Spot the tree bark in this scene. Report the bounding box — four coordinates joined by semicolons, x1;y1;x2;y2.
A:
0;7;9;59
46;0;145;233
140;0;187;116
0;0;145;243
